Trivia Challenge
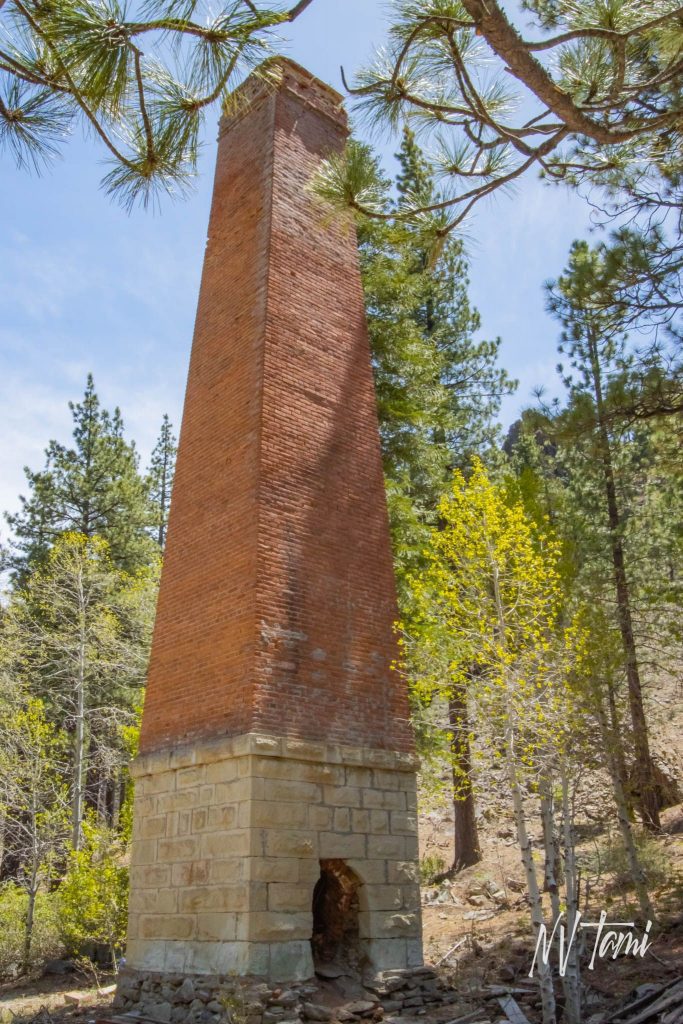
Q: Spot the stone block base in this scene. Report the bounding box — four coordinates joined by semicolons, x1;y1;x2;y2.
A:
125;733;423;982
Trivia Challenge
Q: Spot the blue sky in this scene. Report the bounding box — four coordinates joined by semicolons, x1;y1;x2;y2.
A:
0;0;594;528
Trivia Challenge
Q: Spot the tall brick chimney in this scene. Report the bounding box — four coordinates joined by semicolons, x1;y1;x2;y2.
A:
123;58;423;988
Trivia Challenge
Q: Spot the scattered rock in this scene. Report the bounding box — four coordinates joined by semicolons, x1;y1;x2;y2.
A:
302;1002;333;1021
149;1002;173;1023
506;877;525;893
64;992;85;1006
177;979;196;1004
270;990;299;1008
345;1001;377;1015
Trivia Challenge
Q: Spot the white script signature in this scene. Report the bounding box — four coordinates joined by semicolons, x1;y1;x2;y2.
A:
530;911;653;977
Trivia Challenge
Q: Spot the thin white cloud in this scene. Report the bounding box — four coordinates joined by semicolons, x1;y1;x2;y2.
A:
0;352;185;535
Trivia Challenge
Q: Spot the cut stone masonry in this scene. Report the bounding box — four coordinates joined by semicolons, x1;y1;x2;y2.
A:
126;735;422;982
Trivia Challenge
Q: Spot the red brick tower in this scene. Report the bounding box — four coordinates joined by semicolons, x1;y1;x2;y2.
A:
124;59;422;986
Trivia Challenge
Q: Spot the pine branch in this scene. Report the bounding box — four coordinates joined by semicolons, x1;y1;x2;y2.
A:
11;0;136;170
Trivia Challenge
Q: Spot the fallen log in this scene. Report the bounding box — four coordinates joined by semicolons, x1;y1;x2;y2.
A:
496;995;532;1024
611;979;683;1024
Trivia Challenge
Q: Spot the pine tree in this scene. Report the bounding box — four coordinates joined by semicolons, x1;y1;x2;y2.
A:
6;375;155;577
359;130;514;874
396;129;514;456
541;240;673;829
322;3;682;234
360;129;514;586
146;415;177;550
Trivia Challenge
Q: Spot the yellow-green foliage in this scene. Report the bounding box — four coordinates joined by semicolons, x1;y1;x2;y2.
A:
58;824;128;959
0;884;63;979
408;460;581;771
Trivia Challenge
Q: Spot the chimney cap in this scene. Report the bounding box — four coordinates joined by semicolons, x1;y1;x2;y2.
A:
220;56;347;135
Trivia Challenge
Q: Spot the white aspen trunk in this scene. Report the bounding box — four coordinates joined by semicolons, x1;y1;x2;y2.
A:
72;582;87;851
505;724;557;1024
72;672;85;849
539;772;562;913
111;768;121;829
490;557;556;1024
23;795;39;972
560;766;582;1024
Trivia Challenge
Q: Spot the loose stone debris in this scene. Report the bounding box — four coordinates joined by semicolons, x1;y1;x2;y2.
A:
109;965;466;1024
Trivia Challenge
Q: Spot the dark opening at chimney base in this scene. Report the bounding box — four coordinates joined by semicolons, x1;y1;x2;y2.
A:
311;859;362;973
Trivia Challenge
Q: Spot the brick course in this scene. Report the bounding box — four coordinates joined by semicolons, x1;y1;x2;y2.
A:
139;59;413;755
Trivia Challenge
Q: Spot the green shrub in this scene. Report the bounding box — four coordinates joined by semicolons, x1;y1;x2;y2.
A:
602;830;672;890
57;825;129;965
420;852;447;884
0;883;64;979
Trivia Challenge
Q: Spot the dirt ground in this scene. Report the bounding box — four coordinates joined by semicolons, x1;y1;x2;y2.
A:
0;971;117;1023
2;686;682;1024
415;799;683;1005
2;796;681;1024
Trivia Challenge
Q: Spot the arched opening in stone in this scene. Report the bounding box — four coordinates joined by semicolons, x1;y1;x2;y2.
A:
311;859;362;974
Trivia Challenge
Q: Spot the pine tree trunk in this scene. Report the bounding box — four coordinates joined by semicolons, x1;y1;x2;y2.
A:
596;699;656;922
603;477;660;829
448;687;481;872
588;332;660;830
606;671;632;816
96;767;108;823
